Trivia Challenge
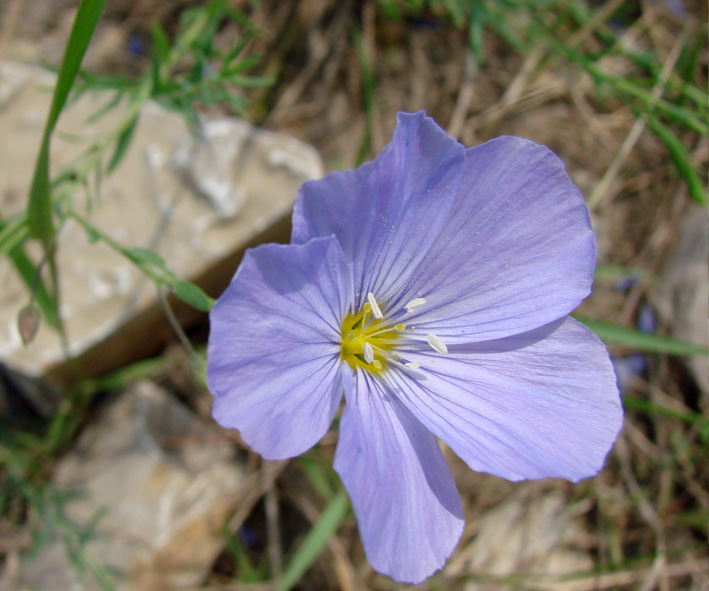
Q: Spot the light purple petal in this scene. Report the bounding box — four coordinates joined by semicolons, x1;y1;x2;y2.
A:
392;136;595;343
207;236;352;460
392;317;623;481
334;369;464;584
292;111;465;311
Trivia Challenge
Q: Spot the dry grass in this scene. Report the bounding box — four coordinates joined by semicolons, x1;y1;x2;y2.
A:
0;0;706;590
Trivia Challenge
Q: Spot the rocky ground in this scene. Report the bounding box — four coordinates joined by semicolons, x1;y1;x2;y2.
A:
0;1;706;590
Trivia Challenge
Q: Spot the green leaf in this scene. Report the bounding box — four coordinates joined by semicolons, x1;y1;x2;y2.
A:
83;355;175;393
275;490;349;591
8;247;61;329
86;91;123;124
0;217;60;328
0;217;29;258
85;223;101;244
107;113;139;173
150;22;171;64
593;265;658;284
378;0;403;20
124;247;167;269
221;53;260;77
27;0;107;242
576;317;709;356
173;280;214;312
228;74;274;88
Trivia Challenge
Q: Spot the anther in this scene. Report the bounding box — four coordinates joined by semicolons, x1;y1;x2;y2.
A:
405;297;426;313
367;292;383;319
395;323;405;331
405;362;420;369
363;342;375;364
426;333;448;354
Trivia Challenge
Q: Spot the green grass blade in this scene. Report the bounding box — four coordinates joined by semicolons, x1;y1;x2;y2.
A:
27;0;107;241
275;490;349;591
442;0;466;28
641;111;706;205
593;265;658;284
577;318;709;356
151;21;172;65
622;395;709;428
224;529;264;582
468;2;485;66
27;143;53;242
81;355;176;394
8;247;60;328
45;0;108;132
298;454;336;501
556;45;709;135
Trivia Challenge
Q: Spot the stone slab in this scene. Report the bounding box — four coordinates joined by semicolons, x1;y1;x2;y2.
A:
0;62;323;405
13;381;246;591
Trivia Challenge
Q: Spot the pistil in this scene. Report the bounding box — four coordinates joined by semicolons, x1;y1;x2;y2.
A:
340;293;448;375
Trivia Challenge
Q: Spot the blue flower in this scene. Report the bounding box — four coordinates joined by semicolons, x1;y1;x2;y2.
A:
207;112;623;583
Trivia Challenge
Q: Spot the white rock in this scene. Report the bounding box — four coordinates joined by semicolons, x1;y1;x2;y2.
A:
0;62;323;404
17;381;246;591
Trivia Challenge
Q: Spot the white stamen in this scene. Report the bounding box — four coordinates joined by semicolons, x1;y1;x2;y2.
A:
367;292;383;319
391;359;426;380
405;297;426;313
363;342;375;364
426;333;448;354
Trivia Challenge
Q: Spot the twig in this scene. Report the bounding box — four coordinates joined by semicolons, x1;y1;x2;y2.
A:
587;28;688;209
227;460;288;533
464;45;544;133
567;0;628;49
447;51;477;140
615;434;670;591
615;436;660;533
266;1;350;126
158;285;197;360
264;460;283;582
558;557;707;591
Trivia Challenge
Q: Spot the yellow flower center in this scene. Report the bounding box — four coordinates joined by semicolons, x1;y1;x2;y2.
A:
340;302;400;374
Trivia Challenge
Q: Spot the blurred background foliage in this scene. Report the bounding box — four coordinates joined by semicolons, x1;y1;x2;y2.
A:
0;0;707;589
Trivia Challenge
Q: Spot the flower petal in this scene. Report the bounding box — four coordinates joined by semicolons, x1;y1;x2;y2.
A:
394;136;595;343
393;317;623;481
334;369;464;584
207;236;352;460
292;111;465;311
